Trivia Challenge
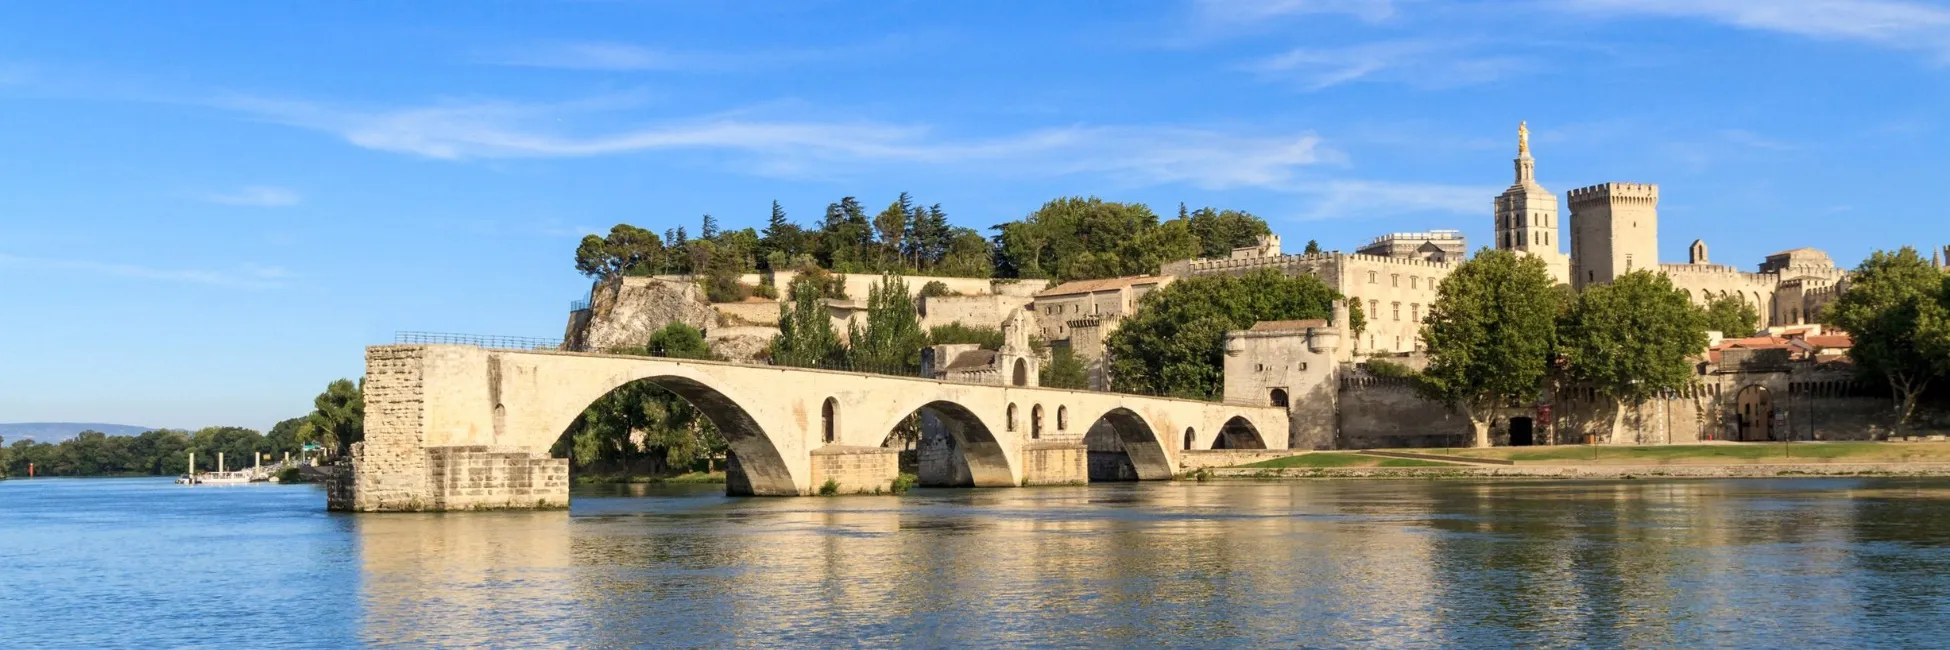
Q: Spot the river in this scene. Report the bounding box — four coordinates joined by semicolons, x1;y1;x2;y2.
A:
4;477;1950;648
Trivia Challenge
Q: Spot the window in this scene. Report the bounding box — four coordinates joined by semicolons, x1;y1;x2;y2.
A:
1368;271;1377;284
1007;403;1018;432
1395;336;1402;350
1255;363;1265;372
821;397;838;444
1032;405;1044;440
1369;300;1378;317
1392;302;1401;321
1392;274;1400;287
1183;427;1196;450
1270;388;1289;407
1410;277;1419;290
1626;254;1634;270
1411;304;1420;321
1057;406;1068;430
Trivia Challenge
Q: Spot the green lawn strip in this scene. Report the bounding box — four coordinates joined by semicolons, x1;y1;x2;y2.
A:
1236;453;1376;468
1408;442;1945;464
1375;458;1464;467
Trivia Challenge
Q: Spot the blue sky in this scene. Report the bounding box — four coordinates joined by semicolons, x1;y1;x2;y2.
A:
3;0;1948;431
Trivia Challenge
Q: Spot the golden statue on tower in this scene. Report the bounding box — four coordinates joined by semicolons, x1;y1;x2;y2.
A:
1518;121;1530;156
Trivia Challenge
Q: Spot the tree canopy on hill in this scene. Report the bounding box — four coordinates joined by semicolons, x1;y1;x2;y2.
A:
576;194;1279;286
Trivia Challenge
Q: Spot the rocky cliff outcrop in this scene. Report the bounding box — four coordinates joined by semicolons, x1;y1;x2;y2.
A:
565;277;718;352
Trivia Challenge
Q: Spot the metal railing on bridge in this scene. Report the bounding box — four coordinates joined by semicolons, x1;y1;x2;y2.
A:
395;331;567;351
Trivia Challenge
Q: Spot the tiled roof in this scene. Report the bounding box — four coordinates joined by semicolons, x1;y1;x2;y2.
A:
940;349;998;372
1035;275;1169;298
1250;319;1328;332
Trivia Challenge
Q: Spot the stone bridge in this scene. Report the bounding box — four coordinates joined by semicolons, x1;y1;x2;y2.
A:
330;344;1291;511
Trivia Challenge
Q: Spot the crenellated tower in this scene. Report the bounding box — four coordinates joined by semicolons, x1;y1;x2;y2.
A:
1568;182;1660;290
1493;122;1571;285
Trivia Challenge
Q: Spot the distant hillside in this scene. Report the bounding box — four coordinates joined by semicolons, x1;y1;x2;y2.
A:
0;423;153;443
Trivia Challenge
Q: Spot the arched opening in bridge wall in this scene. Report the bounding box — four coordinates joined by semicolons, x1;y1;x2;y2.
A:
1269;388;1289;408
1031;405;1044;440
1012;359;1029;386
1213;416;1266;450
550;375;795;496
1082;407;1174;482
891;400;1014;487
821;397;839;445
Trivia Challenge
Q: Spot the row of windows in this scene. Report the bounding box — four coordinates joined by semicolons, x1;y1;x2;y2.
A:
1044;303;1102;316
1356;299;1421;322
1367;271;1440;290
1006;403;1066;439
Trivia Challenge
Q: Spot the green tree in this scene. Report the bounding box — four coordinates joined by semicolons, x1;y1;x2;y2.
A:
847;275;928;373
994;197;1158;280
1559;270;1709;441
758;200;806;270
927;323;1005;349
1700;293;1761;336
644;322;714;359
1041;347;1090;389
575;224;665;279
1106;269;1344;399
770;276;846;367
1823;247;1950;432
1418;249;1562;447
1304;240;1322;255
304;378;365;457
874;193;912;267
1184;207;1272;258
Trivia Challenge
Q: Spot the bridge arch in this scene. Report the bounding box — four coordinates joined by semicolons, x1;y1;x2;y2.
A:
549;370;798;496
871;399;1015;487
1083;407;1175;481
1213;416;1267;450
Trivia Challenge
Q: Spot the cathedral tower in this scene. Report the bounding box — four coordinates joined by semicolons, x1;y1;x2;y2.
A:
1568;182;1660;291
1493;122;1570;284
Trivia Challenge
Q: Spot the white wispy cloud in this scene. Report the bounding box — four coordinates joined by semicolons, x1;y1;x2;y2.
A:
215;94;1343;191
0;253;289;287
1559;0;1950;57
200;186;302;207
1247;40;1528;90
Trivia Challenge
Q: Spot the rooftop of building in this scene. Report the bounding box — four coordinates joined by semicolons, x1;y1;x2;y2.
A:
1363;230;1465;245
939;349;998;372
1035;275;1170;298
1250;319;1328;332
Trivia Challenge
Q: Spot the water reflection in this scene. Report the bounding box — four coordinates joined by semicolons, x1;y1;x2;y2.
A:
22;477;1950;647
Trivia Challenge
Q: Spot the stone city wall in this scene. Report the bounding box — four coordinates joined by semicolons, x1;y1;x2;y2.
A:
1337;375;1471;449
423;446;569;510
921;294;1031;331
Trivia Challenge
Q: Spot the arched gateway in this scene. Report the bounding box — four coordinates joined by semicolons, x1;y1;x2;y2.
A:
329;344;1290;511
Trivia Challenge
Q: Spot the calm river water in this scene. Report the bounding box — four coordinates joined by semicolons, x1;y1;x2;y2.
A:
5;477;1950;648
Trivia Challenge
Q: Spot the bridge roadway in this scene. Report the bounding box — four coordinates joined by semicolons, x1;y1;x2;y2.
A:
330;344;1290;511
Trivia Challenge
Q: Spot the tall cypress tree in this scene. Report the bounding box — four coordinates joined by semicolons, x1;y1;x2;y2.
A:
700;214;719;241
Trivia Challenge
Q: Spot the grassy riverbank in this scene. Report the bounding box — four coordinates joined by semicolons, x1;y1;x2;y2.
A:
574;471;726;485
1238;454;1460;469
1423;441;1950;465
1210;442;1950;480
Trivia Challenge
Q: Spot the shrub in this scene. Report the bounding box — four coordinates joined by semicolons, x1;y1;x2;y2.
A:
277;467;304;483
818;478;840;496
918;281;956;298
1364;359;1420;378
891;473;918;495
750;282;778;300
927;323;1004;349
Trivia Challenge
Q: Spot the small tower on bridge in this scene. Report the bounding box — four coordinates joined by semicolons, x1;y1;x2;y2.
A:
999;309;1041;387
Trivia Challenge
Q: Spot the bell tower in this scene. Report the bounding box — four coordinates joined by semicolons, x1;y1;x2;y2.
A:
1493;121;1570;284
